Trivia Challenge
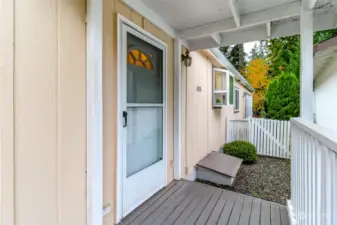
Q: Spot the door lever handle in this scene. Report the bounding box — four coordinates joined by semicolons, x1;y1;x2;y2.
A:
123;111;128;127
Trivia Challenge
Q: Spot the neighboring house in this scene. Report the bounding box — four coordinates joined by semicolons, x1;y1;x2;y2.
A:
182;48;253;180
314;36;337;132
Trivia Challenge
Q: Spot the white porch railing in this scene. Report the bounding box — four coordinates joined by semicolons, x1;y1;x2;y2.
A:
289;118;337;225
227;118;291;159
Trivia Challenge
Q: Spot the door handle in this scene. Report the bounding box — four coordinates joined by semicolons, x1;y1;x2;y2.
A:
123;111;128;127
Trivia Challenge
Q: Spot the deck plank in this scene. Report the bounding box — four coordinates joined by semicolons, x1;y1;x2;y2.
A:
173;183;209;224
248;198;261;225
174;191;204;225
148;192;187;225
162;183;202;225
261;201;271;225
205;191;229;225
126;181;187;225
194;188;223;225
280;207;290;225
238;196;253;225
119;180;180;225
217;191;237;224
117;180;290;225
140;182;192;225
271;204;281;225
184;185;216;225
227;194;245;225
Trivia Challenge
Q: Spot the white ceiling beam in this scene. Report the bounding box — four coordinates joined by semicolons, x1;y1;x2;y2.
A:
179;1;301;39
210;33;222;45
229;0;240;27
303;0;318;9
190;12;336;51
266;22;271;37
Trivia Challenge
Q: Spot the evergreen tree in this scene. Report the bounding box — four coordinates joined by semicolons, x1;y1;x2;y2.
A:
265;72;300;120
250;43;260;60
314;29;337;43
267;35;300;78
249;41;268;60
258;40;268;58
220;44;246;71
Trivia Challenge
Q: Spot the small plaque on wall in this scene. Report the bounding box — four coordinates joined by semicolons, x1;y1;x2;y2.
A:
196;86;202;92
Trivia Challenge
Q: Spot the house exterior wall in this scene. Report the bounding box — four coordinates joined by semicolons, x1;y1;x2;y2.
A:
183;51;251;179
0;0;87;225
314;56;337;132
0;0;252;224
102;1;175;224
0;0;174;224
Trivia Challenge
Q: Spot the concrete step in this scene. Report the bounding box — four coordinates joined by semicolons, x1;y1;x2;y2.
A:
196;151;242;186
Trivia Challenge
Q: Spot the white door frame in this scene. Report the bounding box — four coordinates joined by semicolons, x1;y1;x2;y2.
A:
116;14;168;223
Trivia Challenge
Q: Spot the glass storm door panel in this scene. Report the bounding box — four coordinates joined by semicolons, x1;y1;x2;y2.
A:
121;24;166;218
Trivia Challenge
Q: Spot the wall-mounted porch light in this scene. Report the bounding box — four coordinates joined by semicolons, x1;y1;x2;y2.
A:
181;50;192;67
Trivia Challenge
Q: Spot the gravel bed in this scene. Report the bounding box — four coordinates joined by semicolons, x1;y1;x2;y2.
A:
197;156;290;205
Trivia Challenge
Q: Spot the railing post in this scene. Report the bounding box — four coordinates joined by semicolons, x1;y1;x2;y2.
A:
300;4;314;121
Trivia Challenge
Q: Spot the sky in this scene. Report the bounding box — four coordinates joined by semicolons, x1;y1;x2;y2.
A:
244;41;258;55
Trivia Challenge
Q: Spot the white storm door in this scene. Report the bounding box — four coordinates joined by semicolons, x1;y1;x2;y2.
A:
120;24;166;217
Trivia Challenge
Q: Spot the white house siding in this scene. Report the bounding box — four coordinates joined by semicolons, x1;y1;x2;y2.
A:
314;57;337;133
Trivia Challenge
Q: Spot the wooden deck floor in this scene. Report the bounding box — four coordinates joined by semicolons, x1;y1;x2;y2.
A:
118;180;290;225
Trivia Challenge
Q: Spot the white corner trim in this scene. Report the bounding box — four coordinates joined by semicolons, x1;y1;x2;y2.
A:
122;0;177;38
287;200;297;225
86;0;103;225
174;38;182;180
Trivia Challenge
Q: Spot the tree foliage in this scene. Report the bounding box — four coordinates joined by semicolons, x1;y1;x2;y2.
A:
250;41;268;60
314;29;337;44
267;36;300;78
242;58;269;116
220;44;246;71
265;72;300;120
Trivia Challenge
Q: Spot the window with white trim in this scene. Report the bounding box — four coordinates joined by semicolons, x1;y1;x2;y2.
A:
213;68;234;107
234;87;240;112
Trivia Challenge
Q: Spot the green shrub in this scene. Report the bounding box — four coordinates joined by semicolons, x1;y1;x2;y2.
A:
222;141;258;164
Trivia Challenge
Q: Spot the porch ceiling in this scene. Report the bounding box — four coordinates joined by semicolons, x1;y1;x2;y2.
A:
123;0;337;51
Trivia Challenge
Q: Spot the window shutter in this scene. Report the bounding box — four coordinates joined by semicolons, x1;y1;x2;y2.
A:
229;76;234;105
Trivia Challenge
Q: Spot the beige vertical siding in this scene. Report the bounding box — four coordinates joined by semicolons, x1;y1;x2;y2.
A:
102;1;175;224
1;0;175;224
0;0;15;224
1;0;87;225
183;51;251;178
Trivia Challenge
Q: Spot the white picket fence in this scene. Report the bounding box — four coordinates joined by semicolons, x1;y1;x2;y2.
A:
227;117;291;159
289;118;337;225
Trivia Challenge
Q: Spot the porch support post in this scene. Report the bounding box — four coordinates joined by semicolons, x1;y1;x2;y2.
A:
300;6;314;121
174;38;182;180
86;0;103;224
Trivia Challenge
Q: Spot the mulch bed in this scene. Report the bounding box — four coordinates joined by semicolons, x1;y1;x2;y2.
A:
197;156;290;205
